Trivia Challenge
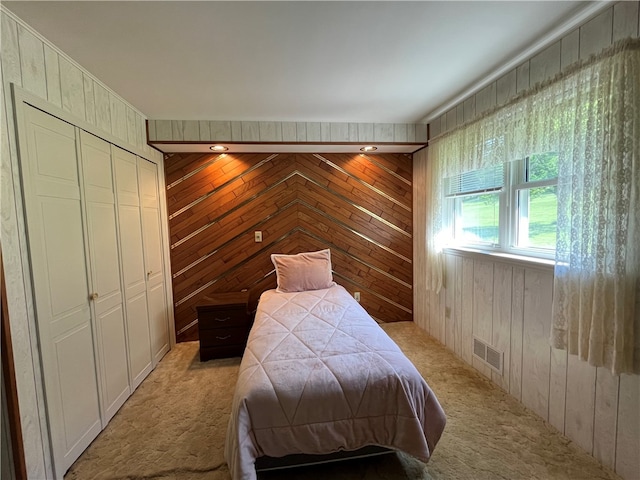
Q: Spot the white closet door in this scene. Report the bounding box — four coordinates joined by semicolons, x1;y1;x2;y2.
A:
112;146;153;389
18;106;101;478
138;157;170;365
79;131;130;423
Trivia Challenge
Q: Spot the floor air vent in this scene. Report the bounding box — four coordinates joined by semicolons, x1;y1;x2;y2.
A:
473;337;503;374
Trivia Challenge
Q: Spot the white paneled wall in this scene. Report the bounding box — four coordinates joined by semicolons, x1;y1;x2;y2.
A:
148;119;427;144
430;1;640;138
414;250;640;480
415;6;640;479
0;7;165;478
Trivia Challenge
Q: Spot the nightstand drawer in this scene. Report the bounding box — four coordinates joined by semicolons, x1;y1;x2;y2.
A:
199;327;249;347
197;308;248;329
200;344;246;361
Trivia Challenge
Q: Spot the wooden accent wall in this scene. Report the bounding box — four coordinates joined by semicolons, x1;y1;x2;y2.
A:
165;152;413;342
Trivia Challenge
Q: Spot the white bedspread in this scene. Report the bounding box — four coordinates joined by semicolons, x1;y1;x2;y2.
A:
225;285;446;480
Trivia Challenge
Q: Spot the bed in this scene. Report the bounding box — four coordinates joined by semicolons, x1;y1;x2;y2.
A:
224;250;446;480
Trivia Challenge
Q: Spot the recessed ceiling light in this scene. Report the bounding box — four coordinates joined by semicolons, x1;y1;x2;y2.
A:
360;146;377;152
210;145;228;152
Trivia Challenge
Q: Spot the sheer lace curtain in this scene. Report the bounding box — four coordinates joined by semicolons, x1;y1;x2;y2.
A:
426;39;640;374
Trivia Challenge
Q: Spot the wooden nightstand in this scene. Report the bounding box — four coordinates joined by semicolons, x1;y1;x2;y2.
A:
196;291;252;361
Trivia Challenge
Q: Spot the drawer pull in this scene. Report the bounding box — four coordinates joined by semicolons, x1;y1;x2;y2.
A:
215;334;232;340
215;317;231;322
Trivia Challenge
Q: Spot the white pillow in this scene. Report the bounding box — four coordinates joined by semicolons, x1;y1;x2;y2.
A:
271;249;336;293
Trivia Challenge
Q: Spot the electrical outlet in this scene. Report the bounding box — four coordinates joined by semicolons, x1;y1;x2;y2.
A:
354;292;361;302
254;231;262;242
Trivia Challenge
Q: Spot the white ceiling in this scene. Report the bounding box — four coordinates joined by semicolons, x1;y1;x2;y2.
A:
5;1;593;125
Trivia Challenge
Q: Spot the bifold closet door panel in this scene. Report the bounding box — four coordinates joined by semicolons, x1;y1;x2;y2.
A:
79;131;131;424
138;158;170;365
112;146;153;390
18;106;101;478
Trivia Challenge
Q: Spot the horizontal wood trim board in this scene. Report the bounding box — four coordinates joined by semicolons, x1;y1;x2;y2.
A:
164;152;413;341
154;140;425;146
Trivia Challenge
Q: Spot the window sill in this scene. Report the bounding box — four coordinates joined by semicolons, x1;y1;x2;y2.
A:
442;246;555;271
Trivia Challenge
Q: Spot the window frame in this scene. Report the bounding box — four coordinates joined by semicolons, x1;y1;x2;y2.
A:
445;155;558;260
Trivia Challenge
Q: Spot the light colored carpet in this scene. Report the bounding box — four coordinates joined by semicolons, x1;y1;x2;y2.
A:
65;322;620;480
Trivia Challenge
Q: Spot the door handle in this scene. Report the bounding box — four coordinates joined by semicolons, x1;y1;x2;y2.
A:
215;335;231;340
89;292;99;301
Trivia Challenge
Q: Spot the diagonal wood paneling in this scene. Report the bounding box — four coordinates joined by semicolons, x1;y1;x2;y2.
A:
164;152;413;342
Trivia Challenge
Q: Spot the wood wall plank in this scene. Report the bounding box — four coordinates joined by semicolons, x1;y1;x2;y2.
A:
166;152;413;340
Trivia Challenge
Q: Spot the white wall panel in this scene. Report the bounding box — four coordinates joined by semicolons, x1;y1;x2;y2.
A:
93;83;111;134
565;355;596;453
516;61;530;94
210;120;231;141
580;7;613;59
171;120;183;141
509;266;525;402
475;83;496;115
182;120;199;141
491;263;512;390
320;122;331;142
82;75;95;126
59;56;85;120
461;257;474;364
561;29;580;71
496;70;516;106
521;269;552;421
529;41;561;86
548;345;567;433
593;367;620;470
472;260;493;378
17;25;46;98
282;122;297;142
231;121;242;141
198;120;210;141
43;44;61;107
613;2;639;40
616;374;640;479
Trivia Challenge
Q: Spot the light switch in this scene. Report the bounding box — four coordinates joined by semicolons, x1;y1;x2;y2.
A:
254;231;262;242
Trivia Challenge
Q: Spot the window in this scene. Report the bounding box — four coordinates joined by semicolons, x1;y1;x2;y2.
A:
445;153;558;258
